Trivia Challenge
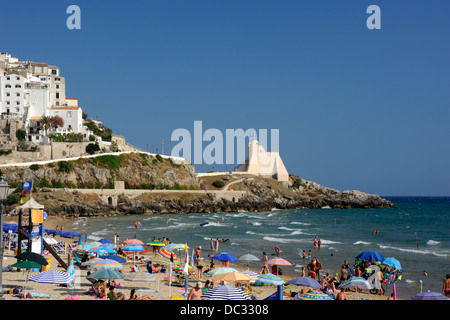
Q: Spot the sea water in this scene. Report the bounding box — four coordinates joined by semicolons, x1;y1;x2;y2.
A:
72;196;450;299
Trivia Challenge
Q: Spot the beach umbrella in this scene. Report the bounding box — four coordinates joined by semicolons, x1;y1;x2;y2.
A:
355;250;384;262
29;270;73;284
339;276;373;299
11;260;42;290
123;238;144;245
87;241;102;247
158;248;177;261
122;243;145;266
126;272;160;294
88;268;125;280
210;272;255;283
210;252;238;262
88;247;116;256
147;241;165;247
257;274;285;286
286;276;322;289
296;290;334;300
410;291;449;300
266;257;292;266
165;243;189;250
382;257;402;271
29;270;73;299
239;254;259;268
100;255;126;263
207;267;238;276
98;238;112;244
99;243;116;250
241;270;259;277
81;258;103;266
89;259;124;269
201;284;250;300
15;252;48;266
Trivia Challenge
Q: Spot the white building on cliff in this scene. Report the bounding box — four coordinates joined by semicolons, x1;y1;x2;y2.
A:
234;139;289;182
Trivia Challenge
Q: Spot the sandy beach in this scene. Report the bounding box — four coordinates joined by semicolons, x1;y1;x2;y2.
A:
2;215;392;301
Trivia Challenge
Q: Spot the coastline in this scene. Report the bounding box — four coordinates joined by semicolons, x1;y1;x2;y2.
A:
2;214;397;301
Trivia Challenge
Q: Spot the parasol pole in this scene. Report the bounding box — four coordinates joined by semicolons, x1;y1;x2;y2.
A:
393;282;396;300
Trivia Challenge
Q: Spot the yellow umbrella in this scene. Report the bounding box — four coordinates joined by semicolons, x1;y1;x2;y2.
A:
210;272;255;283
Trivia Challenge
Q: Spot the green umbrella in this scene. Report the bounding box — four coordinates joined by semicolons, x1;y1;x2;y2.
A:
12;260;42;289
12;260;42;269
88;268;125;280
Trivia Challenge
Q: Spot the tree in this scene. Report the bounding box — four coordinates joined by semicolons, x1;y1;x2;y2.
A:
86;143;100;155
42;116;52;136
50;115;64;131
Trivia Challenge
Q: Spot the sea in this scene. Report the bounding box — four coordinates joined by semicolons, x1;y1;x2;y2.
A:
72;196;450;300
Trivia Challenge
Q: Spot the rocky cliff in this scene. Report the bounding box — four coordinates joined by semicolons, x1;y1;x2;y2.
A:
2;153;395;216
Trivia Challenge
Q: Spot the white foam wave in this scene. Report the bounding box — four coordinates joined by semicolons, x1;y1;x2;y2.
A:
290;222;311;226
263;236;308;244
353;241;371;245
427;240;441;246
378;244;449;258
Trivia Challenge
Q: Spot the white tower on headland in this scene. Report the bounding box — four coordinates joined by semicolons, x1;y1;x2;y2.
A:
234;140;289;182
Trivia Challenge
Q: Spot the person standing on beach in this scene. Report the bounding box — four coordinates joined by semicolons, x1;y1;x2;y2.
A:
314;237;318;248
318;238;322;249
339;265;348;284
443;274;450;297
188;282;203;300
260;252;270;274
315;258;323;281
215;239;219;252
307;258;318;279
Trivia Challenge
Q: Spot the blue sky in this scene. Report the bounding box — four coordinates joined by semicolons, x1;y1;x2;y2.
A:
1;1;449;196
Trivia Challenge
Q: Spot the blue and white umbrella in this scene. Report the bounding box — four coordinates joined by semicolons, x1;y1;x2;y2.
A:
201;284;250;300
339;277;373;290
29;270;73;299
29;270;73;284
257;274;285;286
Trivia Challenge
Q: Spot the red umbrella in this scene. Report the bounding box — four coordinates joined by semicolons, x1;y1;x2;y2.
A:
123;239;144;245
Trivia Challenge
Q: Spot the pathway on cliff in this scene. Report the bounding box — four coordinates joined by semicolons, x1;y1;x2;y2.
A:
221;177;250;191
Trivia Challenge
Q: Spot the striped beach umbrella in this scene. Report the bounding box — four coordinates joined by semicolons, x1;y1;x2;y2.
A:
201;284;250;300
100;255;126;263
410;291;449;300
257;274;285;286
158;248;177;261
123;243;145;266
241;270;259;277
266;257;292;266
296;290;334;300
89;259;124;269
29;270;73;284
338;277;373;290
29;270;73;299
147;241;165;247
81;258;103;266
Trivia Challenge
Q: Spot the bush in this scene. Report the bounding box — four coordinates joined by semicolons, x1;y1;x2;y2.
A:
29;164;40;171
212;180;225;188
86;143;100;155
92;155;123;172
155;154;163;162
58;161;73;173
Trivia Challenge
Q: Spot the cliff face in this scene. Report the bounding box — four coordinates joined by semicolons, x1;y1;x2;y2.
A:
2;153;199;190
2;154;395;216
